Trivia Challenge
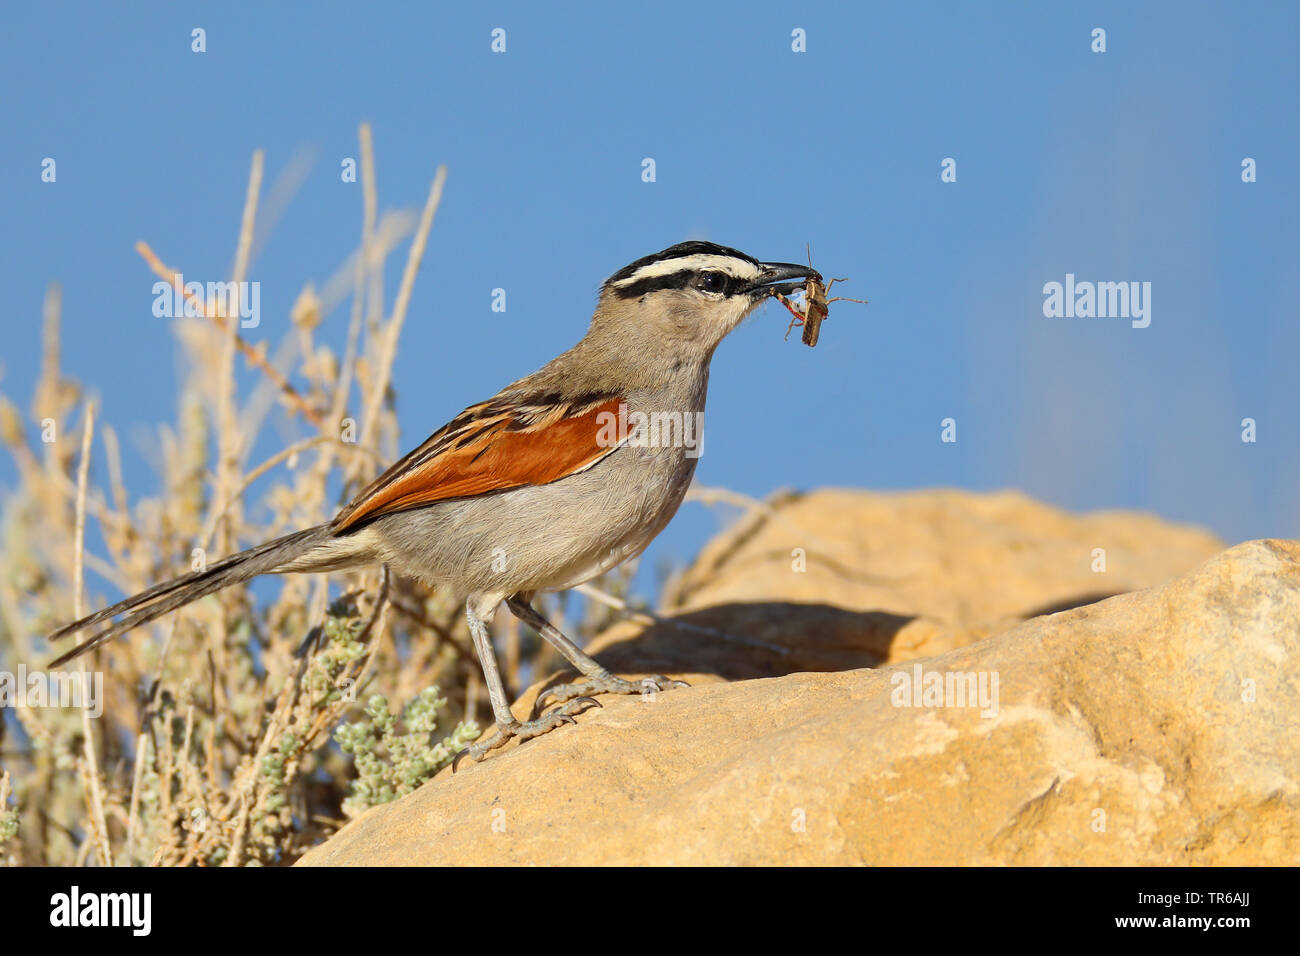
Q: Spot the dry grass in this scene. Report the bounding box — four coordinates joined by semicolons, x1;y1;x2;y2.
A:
0;127;637;866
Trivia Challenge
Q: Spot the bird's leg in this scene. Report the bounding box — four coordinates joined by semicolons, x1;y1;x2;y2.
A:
455;601;598;767
506;595;688;712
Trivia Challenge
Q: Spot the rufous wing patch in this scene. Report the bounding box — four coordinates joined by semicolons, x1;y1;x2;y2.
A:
331;397;623;533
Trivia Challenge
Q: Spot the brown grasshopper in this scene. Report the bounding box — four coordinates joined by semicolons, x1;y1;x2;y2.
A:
770;252;867;347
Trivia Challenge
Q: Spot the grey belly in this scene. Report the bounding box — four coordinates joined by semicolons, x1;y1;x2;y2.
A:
366;442;698;598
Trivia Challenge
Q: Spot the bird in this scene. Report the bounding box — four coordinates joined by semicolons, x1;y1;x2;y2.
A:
47;240;821;762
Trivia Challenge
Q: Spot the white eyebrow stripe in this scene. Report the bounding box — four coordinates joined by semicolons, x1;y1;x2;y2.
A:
611;254;763;286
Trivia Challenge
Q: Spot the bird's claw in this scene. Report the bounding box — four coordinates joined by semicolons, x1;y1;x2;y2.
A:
536;673;688;711
452;696;602;770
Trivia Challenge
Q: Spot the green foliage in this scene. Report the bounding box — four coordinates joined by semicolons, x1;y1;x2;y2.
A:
336;688;479;818
306;598;371;707
0;772;17;864
0;806;17;848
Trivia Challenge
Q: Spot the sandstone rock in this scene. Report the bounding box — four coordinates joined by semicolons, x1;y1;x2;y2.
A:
663;488;1225;665
299;493;1298;866
551;489;1224;688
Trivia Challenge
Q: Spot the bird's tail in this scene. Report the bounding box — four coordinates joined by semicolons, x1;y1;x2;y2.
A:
46;524;340;667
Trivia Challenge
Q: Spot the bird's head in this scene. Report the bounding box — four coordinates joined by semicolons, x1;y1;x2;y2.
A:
591;241;822;359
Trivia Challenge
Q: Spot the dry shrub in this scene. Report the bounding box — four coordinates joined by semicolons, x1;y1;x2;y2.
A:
0;128;635;866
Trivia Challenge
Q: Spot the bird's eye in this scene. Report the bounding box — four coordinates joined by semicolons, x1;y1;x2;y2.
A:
697;272;728;294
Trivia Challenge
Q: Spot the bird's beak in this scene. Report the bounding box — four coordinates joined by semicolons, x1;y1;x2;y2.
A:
750;261;823;297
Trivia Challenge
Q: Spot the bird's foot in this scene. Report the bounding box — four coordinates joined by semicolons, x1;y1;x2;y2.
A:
536;672;688;711
453;697;600;769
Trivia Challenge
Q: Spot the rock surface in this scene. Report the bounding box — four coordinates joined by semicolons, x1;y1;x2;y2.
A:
298;490;1300;866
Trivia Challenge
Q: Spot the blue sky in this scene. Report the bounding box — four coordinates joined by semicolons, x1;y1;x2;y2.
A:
2;1;1297;601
